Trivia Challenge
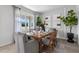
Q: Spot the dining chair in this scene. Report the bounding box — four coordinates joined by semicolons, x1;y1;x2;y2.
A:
15;33;39;53
41;29;57;52
23;34;39;53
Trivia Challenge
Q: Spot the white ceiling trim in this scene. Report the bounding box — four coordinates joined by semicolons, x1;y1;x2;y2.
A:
23;5;64;13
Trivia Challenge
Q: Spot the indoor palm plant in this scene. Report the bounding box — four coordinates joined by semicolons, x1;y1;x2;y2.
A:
57;10;78;43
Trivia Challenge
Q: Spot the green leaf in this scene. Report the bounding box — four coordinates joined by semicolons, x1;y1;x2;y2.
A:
57;10;78;33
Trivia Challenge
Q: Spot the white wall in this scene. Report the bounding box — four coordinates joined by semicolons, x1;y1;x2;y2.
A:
0;5;40;47
0;5;14;46
42;5;78;42
76;6;79;45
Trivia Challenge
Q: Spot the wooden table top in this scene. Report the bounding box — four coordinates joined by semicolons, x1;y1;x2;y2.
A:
32;32;53;40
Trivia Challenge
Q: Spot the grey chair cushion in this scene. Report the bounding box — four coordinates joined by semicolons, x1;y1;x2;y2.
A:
42;38;50;45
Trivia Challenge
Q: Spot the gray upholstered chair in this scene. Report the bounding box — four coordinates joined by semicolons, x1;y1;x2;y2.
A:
23;34;39;53
15;33;39;53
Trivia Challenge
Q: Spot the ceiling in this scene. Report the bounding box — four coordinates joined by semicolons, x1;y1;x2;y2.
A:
23;5;64;13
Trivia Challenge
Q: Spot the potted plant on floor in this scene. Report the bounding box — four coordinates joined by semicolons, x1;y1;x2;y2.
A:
57;10;78;43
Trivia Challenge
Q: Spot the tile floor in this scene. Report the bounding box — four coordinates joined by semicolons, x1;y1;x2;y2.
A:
0;39;79;53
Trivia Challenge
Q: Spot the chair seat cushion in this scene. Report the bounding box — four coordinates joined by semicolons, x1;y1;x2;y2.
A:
42;38;50;45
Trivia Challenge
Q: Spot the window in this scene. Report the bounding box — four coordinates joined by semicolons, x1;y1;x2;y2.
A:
15;7;34;33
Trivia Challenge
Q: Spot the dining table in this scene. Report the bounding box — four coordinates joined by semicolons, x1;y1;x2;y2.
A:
26;31;53;52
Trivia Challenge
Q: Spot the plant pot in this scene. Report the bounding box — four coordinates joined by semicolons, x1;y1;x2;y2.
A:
67;33;74;43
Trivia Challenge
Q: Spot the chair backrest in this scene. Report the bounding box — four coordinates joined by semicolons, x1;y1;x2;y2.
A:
50;30;57;41
23;34;29;43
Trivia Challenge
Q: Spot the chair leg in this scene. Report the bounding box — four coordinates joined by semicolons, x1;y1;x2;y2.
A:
48;44;54;52
54;41;57;47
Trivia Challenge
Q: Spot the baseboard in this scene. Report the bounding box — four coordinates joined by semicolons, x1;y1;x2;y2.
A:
0;41;14;47
57;37;67;40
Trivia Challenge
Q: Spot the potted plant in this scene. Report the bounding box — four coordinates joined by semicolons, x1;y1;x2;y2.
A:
57;10;78;43
36;16;43;26
36;16;45;31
